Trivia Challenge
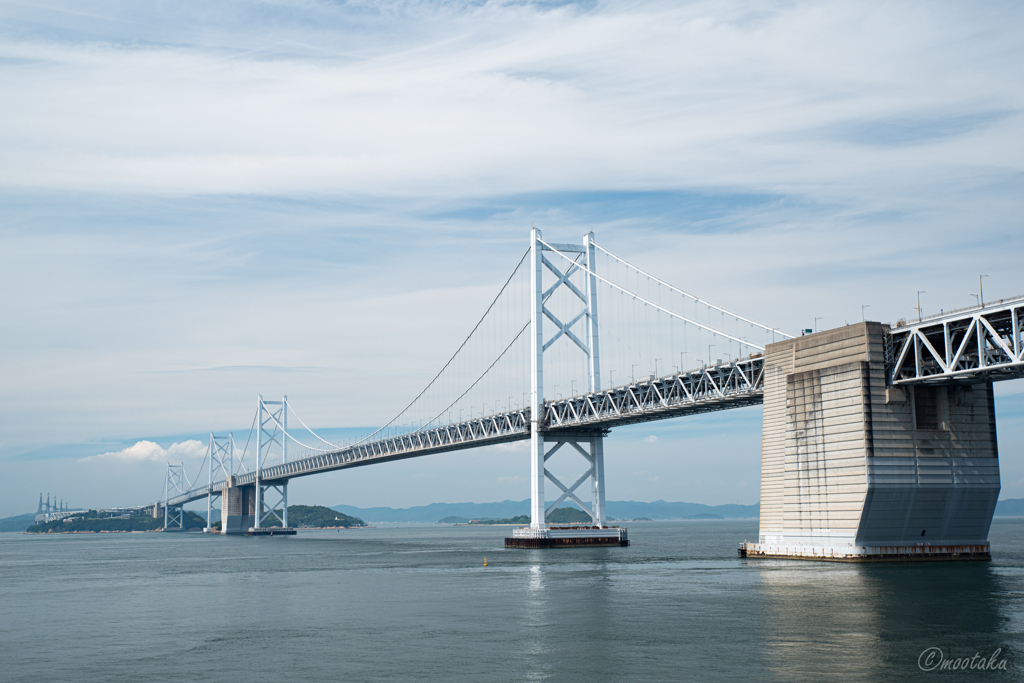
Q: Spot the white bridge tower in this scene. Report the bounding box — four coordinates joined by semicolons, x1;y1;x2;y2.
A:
511;229;626;547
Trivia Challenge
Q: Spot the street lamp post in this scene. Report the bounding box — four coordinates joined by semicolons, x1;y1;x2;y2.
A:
980;275;990;307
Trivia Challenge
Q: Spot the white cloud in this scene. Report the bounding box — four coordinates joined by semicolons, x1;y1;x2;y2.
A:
0;1;1020;203
644;435;659;443
79;440;206;464
2;0;1023;516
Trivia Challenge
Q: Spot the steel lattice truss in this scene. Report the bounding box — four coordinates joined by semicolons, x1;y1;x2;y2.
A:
543;357;765;430
165;360;766;506
888;296;1024;385
166;410;532;505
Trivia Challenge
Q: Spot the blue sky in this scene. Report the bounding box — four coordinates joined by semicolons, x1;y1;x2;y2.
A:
1;0;1023;517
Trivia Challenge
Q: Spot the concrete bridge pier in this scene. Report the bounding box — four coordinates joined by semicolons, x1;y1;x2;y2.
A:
221;477;256;534
741;322;998;562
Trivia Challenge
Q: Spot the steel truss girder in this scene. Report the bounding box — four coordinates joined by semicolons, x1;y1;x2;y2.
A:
223;409;533;492
544;357;765;430
162;360;767;507
888;296;1024;385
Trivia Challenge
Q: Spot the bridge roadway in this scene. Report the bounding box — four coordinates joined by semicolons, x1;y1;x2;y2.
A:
888;294;1024;385
164;295;1024;510
166;356;765;507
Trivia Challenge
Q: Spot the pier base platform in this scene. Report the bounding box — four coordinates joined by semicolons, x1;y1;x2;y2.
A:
738;541;990;562
505;526;628;548
245;527;297;536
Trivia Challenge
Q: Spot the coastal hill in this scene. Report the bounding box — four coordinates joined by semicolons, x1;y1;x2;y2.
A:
438;507;592;525
18;505;362;533
9;498;1024;533
332;498;1024;523
27;510;205;533
334;499;760;523
260;505;365;528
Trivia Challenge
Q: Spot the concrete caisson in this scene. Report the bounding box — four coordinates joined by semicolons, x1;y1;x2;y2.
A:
741;322;998;561
221;479;256;534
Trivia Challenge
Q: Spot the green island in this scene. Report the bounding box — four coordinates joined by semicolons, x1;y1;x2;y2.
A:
26;505;364;534
27;510;205;533
260;505;365;528
438;507;597;525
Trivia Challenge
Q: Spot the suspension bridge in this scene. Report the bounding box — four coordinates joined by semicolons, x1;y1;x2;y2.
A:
152;229;1024;555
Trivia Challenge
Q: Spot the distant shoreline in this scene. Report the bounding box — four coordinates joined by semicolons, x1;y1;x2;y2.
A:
25;529;166;535
23;525;374;535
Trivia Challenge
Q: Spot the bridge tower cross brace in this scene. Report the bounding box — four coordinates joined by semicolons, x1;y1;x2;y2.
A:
206;433;234;531
163;463;186;530
530;229;607;530
255;395;289;530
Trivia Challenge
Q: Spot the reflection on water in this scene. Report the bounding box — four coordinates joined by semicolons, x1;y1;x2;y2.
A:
758;557;1014;681
2;520;1023;682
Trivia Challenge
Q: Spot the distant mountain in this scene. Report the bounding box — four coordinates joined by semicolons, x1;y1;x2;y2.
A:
332;500;530;524
996;499;1024;516
333;499;759;523
0;513;36;532
437;508;591;525
608;500;758;520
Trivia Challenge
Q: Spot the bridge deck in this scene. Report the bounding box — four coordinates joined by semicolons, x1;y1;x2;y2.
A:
166;293;1024;510
888;295;1024;385
166;358;765;507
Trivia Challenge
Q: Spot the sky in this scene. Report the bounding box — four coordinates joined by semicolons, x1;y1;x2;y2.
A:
1;0;1023;517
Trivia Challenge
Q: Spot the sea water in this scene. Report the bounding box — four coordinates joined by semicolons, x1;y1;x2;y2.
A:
3;519;1023;682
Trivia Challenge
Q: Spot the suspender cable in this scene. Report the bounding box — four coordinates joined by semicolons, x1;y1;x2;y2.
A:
352;247;531;447
416;319;531;432
538;238;766;351
591;240;792;339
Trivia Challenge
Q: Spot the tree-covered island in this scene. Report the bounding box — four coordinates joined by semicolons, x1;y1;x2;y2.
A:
25;505;364;533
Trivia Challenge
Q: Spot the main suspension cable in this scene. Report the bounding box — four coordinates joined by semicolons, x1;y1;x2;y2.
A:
416;318;531;432
235;410;257;474
262;409;334;453
352;247;531;446
286;401;338;448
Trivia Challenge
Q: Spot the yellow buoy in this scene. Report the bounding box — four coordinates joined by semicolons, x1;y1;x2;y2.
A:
483;557;488;567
